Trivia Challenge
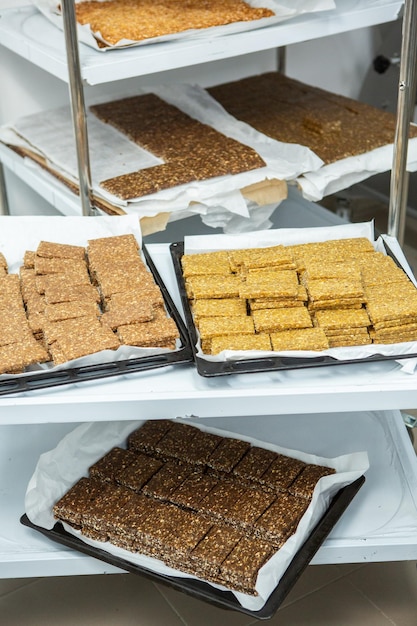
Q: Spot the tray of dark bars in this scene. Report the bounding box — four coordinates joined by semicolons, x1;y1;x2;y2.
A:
0;244;192;396
20;475;364;620
169;238;417;377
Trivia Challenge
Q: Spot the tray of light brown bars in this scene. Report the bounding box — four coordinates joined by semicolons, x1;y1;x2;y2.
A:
170;223;417;376
21;418;365;618
0;229;192;396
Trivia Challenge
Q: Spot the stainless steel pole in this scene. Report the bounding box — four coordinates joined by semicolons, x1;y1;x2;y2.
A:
61;0;94;216
388;0;417;243
0;164;10;216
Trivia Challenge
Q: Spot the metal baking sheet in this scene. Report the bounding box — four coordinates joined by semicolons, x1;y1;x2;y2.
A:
0;245;192;397
20;475;364;620
170;240;417;377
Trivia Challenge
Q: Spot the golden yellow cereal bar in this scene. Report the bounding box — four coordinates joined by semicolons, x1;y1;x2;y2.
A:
308;298;364;311
327;334;372;347
239;270;299;300
192;298;247;319
198;315;254;340
228;245;295;272
181;251;232;277
270;327;329;351
210;333;272;354
306;277;364;302
249;299;304;310
186;275;242;299
314;308;370;330
252;306;313;333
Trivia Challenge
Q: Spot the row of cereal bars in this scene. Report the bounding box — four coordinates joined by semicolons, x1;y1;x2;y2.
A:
181;237;417;354
0;234;179;374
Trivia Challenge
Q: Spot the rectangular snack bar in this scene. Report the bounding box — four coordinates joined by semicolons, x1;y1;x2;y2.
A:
252;307;313;333
169;473;219;510
89;447;138;483
233;446;277;483
188;524;243;580
116;453;164;492
206;436;251;474
223;487;276;532
289;464;336;499
36;240;86;261
141;460;196;500
219;536;275;595
209;333;272;354
258;454;306;492
153;421;199;461
254;492;310;545
53;477;104;528
198;482;247;521
127;419;174;454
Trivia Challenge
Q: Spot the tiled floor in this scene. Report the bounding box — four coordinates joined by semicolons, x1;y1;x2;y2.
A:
1;560;416;625
2;195;417;624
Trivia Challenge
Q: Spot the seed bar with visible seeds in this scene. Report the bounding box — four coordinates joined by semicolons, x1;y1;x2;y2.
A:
207;437;251;474
100;301;155;330
181;251;232;278
89;447;138;483
116;308;179;348
198;482;247;521
169;473;219;510
191;298;247;320
186;274;243;299
153;421;199;460
270;327;329;351
209;332;271;354
253;492;310;545
289;464;336;499
313;308;371;330
259;454;306;492
141;460;196;501
252;306;313;333
233;446;277;484
53;477;105;528
127;419;174;454
116;453;164;492
198;316;254;341
36;240;86;261
218;536;274;595
188;524;243;580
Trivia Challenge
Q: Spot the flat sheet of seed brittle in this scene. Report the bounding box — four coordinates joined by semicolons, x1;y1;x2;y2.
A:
35;0;335;50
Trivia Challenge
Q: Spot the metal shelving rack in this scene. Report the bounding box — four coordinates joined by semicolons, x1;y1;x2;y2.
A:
1;0;417;599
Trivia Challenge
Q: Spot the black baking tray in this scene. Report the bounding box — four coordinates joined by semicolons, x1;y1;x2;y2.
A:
20;474;364;620
0;245;193;397
170;240;417;377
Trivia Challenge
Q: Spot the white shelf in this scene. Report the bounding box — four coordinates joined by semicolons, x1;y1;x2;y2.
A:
2;234;417;425
0;1;404;85
2;409;416;578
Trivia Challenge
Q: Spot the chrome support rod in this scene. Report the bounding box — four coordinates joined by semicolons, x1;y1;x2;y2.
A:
0;163;10;216
388;0;417;243
61;0;94;216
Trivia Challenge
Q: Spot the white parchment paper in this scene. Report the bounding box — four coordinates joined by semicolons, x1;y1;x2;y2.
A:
33;0;336;51
183;221;417;370
25;417;368;611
